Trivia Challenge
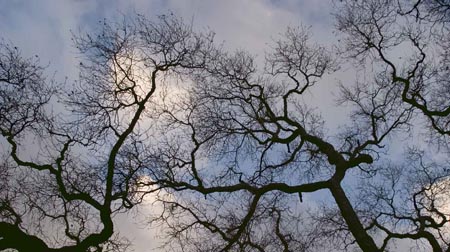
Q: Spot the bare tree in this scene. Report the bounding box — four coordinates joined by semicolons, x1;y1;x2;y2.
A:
0;14;214;252
329;0;450;251
1;1;450;251
145;24;412;252
147;1;450;251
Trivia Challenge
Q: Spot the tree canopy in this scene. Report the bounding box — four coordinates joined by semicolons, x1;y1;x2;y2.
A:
1;1;450;251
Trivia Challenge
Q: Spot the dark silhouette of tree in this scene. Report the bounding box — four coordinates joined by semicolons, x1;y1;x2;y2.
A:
1;1;450;251
0;15;215;252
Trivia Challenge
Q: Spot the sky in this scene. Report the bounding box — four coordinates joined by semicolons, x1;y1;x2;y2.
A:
0;0;335;78
0;1;343;251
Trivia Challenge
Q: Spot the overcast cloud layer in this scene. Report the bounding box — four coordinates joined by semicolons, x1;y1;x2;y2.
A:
0;1;335;251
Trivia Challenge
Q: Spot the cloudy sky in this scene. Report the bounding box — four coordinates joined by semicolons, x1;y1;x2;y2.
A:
0;1;339;251
0;0;335;78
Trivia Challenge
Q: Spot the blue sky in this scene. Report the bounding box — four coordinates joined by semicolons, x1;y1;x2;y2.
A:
3;1;448;251
0;1;338;251
0;0;334;78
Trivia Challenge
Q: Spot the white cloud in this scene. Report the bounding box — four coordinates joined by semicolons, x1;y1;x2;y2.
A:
0;1;347;251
